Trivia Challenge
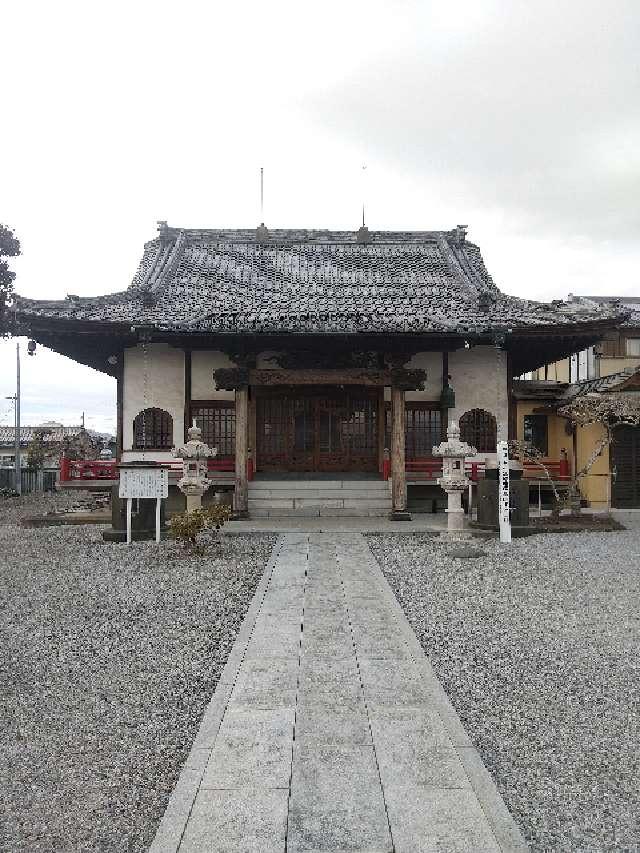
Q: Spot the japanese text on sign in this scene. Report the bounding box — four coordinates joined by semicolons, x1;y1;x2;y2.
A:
497;441;512;544
119;467;169;499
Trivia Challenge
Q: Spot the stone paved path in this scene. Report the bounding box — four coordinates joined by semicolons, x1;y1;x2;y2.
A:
150;533;528;852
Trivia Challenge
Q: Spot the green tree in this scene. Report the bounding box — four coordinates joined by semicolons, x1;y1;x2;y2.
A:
26;431;46;470
0;224;21;332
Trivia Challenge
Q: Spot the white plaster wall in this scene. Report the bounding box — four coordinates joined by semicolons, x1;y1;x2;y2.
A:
191;350;236;401
405;352;443;402
448;346;509;456
123;344;185;452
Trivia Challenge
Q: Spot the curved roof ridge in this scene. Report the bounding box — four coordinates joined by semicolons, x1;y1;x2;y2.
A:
11;224;630;338
159;225;461;244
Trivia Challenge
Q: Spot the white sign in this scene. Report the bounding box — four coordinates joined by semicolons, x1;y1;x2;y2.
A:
119;467;169;499
497;441;512;544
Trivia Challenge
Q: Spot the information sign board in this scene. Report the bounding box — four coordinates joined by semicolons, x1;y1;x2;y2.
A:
119;467;169;500
497;441;512;544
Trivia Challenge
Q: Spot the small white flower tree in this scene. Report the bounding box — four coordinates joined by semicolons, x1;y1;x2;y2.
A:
508;439;562;507
558;392;640;511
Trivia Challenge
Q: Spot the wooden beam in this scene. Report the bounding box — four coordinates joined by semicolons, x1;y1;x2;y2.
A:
234;386;249;517
253;368;392;386
214;367;426;389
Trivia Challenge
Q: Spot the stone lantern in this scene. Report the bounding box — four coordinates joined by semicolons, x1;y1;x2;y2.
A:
433;421;477;539
172;420;217;512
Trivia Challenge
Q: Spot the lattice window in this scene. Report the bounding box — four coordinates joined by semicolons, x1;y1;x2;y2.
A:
405;406;442;458
384;403;441;459
459;409;496;453
133;408;173;450
626;338;640;357
191;402;235;457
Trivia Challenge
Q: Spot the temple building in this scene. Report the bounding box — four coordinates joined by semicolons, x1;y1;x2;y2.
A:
11;222;626;518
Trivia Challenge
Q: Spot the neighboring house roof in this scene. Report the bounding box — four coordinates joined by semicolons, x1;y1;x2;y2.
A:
0;424;83;448
511;380;570;401
12;225;627;336
563;365;640;400
0;425;113;449
577;295;640;329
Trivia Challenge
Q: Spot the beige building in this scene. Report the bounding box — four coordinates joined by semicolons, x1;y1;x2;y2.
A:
516;296;640;509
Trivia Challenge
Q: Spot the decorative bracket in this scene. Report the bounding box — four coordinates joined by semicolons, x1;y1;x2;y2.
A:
213;367;250;390
390;368;426;391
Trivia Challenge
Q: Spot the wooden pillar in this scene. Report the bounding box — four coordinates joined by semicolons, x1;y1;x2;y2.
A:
390;385;410;519
506;352;516;442
234;385;249;516
183;349;192;442
377;388;386;474
249;392;257;472
441;351;449;440
116;355;124;459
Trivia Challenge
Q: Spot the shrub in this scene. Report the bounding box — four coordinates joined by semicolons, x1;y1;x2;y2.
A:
168;504;232;550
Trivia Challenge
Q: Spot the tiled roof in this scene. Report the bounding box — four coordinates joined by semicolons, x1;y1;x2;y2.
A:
511;380;570;401
0;424;82;447
563;365;640;400
13;225;627;336
578;296;640;328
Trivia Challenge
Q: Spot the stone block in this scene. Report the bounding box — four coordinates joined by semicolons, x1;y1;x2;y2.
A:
201;708;294;790
179;788;288;853
294;705;372;748
383;786;501;853
287;745;393;852
229;659;298;710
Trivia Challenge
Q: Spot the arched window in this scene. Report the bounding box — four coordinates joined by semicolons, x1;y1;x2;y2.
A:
459;408;497;453
133;408;173;450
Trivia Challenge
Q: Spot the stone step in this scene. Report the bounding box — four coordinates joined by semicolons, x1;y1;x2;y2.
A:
248;497;391;510
247;487;390;500
249;479;389;492
249;507;391;518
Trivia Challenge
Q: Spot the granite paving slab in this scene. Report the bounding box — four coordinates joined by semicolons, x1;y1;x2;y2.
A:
150;532;529;852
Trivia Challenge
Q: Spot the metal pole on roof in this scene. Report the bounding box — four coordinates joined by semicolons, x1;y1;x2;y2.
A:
14;342;21;495
260;167;264;223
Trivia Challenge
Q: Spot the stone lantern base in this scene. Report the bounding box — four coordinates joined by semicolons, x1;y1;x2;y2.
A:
439;482;473;540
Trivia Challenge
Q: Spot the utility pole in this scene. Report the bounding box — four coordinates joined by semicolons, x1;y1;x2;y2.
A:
14;342;21;495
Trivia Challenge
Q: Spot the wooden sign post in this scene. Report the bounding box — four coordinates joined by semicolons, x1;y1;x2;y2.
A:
118;466;169;544
497;441;512;544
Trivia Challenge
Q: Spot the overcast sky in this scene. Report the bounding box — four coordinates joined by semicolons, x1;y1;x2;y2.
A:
2;0;639;434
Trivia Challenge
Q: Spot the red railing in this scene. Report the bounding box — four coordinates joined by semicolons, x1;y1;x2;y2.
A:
522;460;571;481
391;458;570;482
66;459;119;480
60;457;244;481
404;459;486;481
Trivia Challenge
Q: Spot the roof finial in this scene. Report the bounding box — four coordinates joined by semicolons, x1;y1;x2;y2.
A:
357;164;370;243
362;164;367;227
260;166;264;222
256;166;269;242
157;220;170;244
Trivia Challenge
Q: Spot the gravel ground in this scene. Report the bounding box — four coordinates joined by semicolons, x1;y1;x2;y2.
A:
1;493;276;852
368;522;640;853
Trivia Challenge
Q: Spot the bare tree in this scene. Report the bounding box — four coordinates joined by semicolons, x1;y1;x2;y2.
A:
508;439;562;506
559;392;640;510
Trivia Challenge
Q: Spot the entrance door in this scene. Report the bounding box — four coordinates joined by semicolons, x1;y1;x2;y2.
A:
611;425;640;508
257;387;378;472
